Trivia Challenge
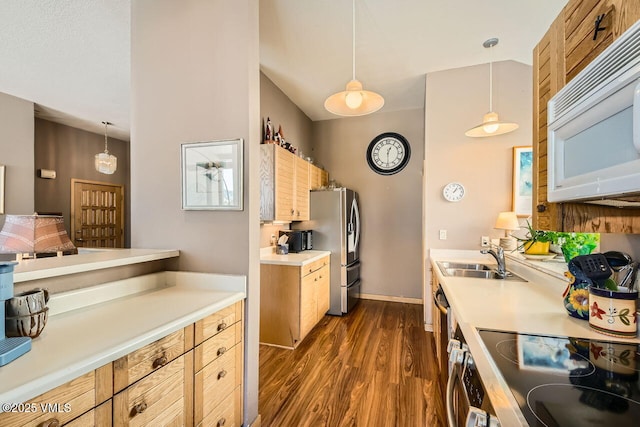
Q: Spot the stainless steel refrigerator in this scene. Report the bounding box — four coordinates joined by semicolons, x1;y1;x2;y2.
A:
294;188;361;315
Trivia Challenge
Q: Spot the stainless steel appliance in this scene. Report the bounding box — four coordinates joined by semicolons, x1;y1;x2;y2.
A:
294;188;360;315
547;20;640;204
447;326;499;427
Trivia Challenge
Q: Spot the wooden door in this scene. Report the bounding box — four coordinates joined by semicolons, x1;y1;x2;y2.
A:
294;156;310;220
71;179;124;248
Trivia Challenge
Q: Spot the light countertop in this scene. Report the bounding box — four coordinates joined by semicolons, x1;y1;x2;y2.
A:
0;270;245;405
13;248;180;283
429;248;639;426
260;248;331;266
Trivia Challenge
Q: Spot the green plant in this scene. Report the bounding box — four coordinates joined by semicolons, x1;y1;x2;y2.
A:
514;220;554;250
556;232;600;262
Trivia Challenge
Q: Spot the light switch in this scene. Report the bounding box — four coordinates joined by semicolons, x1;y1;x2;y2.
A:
439;229;447;240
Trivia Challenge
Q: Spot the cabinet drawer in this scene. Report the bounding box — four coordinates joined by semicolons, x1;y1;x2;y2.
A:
195;320;242;372
113;353;190;427
114;327;189;393
302;256;329;277
0;369;101;427
195;301;243;345
199;386;241;427
65;400;112;427
194;345;241;424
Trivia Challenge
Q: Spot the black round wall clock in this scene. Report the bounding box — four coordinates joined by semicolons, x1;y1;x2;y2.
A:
366;132;411;175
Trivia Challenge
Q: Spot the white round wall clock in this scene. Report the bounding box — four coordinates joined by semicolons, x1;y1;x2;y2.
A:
442;182;465;202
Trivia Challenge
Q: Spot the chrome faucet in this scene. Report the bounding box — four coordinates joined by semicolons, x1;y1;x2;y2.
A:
481;244;507;278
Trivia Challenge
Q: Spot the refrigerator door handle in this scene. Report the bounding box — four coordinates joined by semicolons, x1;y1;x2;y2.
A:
351;196;360;253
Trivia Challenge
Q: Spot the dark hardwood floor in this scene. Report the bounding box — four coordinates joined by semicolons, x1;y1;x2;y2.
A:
259;299;446;427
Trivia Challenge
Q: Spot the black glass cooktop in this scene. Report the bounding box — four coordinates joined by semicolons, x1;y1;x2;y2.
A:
478;329;640;427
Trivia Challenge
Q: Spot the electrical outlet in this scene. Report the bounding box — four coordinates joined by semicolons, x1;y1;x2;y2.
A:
481;236;490;247
439;229;447;240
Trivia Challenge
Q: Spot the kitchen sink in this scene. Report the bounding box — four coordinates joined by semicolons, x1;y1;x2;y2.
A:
437;261;492;271
436;261;527;282
441;268;526;281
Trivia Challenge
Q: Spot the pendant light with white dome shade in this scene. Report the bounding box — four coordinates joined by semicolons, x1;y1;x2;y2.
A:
465;38;519;138
324;0;384;116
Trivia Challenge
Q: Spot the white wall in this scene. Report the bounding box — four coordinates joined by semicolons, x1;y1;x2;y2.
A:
130;1;260;424
0;92;34;222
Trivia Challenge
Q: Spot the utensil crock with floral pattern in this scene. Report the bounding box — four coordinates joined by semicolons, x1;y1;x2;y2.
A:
588;286;638;338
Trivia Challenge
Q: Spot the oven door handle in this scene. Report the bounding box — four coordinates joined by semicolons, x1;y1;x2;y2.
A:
433;287;449;315
446;353;462;427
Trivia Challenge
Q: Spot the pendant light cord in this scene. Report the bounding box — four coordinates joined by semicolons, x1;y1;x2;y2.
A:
489;59;493;112
103;121;110;154
352;0;356;81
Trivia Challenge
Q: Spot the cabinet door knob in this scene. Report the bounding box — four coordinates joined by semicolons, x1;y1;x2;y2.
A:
217;417;227;427
217;322;228;332
130;401;148;418
217;346;227;356
152;353;168;369
217;369;228;380
37;418;60;427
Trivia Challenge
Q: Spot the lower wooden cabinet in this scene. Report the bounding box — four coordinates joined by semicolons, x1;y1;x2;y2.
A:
0;364;112;427
261;255;330;348
2;300;244;427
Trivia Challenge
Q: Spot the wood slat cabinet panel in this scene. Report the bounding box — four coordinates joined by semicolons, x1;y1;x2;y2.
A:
533;11;565;231
113;352;193;427
195;301;243;346
294;156;310;221
194;303;243;427
274;146;296;221
0;364;112;427
114;326;191;393
200;387;241;427
194;344;242;425
65;400;112;427
195;319;242;372
260;144;323;222
261;256;330;348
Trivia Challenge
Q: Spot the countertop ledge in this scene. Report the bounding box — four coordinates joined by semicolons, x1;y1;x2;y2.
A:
0;270;246;405
260;249;331;266
13;248;180;283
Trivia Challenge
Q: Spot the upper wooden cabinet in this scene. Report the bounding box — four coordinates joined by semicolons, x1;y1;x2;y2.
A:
260;144;328;222
532;0;640;232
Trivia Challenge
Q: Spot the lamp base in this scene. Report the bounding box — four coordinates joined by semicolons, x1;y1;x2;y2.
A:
499;237;516;251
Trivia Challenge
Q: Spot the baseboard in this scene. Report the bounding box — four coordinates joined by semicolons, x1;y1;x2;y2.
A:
359;293;422;305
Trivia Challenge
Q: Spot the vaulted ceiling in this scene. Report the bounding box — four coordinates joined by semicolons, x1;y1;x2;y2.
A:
0;0;567;141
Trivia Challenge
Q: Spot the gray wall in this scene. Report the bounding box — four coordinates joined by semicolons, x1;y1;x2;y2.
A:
312;109;425;300
130;0;260;424
34;118;131;246
0;92;34;223
260;72;314;158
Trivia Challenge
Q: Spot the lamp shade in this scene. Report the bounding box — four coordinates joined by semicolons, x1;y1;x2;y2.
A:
324;79;385;116
0;215;76;254
465;112;519;137
494;211;520;231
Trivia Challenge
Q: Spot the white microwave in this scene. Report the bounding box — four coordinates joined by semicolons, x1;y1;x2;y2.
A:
547;20;640;204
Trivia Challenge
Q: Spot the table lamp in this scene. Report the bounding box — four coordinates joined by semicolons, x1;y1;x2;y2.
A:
0;214;76;259
494;211;520;250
